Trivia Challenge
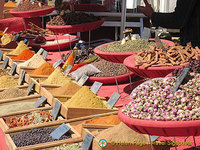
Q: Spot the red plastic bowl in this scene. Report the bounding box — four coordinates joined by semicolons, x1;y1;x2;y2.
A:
88;72;136;84
118;108;200;136
46;18;104;34
124;54;184;78
94;39;174;64
10;6;55;18
29;35;79;51
74;4;107;12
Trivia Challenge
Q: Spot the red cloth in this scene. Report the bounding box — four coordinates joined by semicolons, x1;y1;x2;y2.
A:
0;128;9;150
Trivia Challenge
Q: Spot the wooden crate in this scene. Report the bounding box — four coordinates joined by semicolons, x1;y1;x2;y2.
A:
5;124;82;150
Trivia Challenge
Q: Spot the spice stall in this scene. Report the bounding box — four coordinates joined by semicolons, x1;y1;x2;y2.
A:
0;0;200;150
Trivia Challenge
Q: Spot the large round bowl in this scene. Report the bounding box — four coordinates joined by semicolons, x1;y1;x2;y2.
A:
94;39;174;64
46;18;104;34
118;108;200;137
88;72;136;84
29;35;79;51
9;6;55;18
124;54;184;78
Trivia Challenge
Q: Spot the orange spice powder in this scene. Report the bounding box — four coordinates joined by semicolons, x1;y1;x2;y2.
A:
28;62;55;75
11;49;34;61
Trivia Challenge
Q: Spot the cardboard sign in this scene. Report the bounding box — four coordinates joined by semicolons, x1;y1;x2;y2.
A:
155;34;166;52
90;81;103;95
33;96;47;108
78;74;89;86
37;48;44;55
27;81;35;96
1;57;9;69
18;69;26;85
141;27;151;40
13;33;20;41
51;100;61;120
50;123;70;140
150;136;160;141
9;63;17;76
64;65;72;75
106;92;121;109
81;132;94;150
0;50;3;61
53;59;63;68
173;67;190;93
42;50;48;59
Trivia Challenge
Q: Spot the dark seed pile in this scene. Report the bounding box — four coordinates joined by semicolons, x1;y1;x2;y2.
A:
48;12;100;26
13;0;50;12
92;59;129;77
172;60;200;77
11;127;71;147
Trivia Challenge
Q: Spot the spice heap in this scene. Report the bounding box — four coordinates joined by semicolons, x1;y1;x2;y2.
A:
95;122;149;144
49;81;81;95
11;127;71;147
41;68;71;85
11;49;34;61
73;115;120;134
0;41;18;49
0;87;26;100
64;86;107;109
0;69;9;77
0;75;18;89
13;0;50;12
134;43;200;69
1;34;12;45
92;59;129;77
0;101;35;115
4;1;17;10
4;110;54;128
48;12;100;26
18;53;46;68
123;72;200;121
9;41;29;55
98;39;155;53
53;143;81;150
28;62;55;75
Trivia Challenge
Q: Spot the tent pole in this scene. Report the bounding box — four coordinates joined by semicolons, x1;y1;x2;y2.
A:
120;0;127;40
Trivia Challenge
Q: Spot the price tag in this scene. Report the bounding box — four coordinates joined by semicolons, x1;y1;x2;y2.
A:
42;50;48;59
13;33;20;41
155;34;166;52
16;0;22;5
78;74;89;86
24;39;28;44
0;51;3;61
50;123;71;139
64;65;72;75
150;136;160;141
33;96;47;108
1;57;9;70
3;27;8;34
37;48;44;55
51;100;61;120
9;63;17;76
81;132;94;150
18;69;26;85
106;92;121;109
173;67;190;93
90;81;103;95
53;59;63;68
141;27;151;40
27;81;35;96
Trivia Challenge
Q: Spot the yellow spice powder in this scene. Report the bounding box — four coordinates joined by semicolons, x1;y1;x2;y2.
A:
1;34;12;45
41;68;71;85
64;86;108;109
9;41;29;55
0;75;18;89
